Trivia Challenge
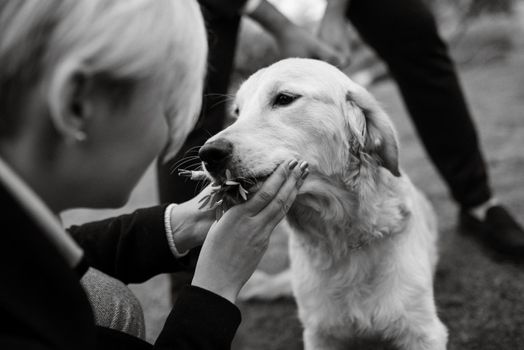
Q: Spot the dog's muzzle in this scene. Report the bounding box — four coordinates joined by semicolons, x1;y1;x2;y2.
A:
199;138;233;175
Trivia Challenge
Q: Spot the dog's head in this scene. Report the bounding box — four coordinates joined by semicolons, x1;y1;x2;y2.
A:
200;58;400;198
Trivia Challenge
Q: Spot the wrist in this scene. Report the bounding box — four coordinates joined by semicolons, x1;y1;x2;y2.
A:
191;276;238;304
171;227;195;254
165;204;193;257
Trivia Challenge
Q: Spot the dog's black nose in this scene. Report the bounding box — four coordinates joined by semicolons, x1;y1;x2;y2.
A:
199;139;233;173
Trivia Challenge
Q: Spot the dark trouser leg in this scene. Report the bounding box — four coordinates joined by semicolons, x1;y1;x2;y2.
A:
156;13;241;204
348;0;492;209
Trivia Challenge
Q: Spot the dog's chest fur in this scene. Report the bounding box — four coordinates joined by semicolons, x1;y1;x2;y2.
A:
285;172;437;338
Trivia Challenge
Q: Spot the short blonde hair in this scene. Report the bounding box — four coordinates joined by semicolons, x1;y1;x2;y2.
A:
0;0;207;157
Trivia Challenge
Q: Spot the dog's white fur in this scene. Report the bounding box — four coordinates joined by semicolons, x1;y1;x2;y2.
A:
204;58;447;350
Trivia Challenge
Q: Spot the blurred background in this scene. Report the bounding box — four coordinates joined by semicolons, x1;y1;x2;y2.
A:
62;0;524;349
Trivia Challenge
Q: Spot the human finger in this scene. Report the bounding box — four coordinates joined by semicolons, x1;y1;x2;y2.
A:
243;159;297;215
258;161;309;226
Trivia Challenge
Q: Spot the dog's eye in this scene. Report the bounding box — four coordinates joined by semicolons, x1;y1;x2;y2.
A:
272;93;300;108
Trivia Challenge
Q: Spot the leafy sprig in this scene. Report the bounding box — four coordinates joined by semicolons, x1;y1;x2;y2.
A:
178;168;249;220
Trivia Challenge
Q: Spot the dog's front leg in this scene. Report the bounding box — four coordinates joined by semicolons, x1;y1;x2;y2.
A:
392;316;448;350
303;328;347;350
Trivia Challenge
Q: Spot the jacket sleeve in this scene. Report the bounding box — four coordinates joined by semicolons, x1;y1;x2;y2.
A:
0;336;54;350
67;205;198;284
198;0;247;19
154;286;241;350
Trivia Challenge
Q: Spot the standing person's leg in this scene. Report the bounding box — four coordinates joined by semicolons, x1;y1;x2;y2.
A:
348;0;490;209
156;12;241;204
347;0;524;256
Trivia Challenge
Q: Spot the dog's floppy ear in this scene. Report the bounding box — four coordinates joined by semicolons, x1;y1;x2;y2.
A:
346;90;401;177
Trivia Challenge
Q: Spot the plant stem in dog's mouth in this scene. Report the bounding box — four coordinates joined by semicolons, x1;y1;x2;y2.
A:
178;168;250;220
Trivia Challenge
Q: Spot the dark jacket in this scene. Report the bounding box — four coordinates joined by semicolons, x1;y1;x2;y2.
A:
0;183;240;350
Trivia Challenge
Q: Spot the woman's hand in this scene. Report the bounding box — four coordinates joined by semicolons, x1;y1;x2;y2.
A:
168;185;216;253
191;159;308;304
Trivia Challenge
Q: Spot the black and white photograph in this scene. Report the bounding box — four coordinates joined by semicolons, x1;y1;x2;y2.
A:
1;0;524;349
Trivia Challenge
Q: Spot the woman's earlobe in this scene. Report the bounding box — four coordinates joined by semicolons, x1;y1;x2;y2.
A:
74;130;87;142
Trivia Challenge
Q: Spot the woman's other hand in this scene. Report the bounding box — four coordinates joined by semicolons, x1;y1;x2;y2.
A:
168;185;216;253
191;159;308;303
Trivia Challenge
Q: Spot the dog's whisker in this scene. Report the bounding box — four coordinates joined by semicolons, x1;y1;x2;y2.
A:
170;154;200;166
166;146;202;168
172;154;201;164
207;95;235;111
201;129;214;138
170;156;201;171
183;164;205;173
169;159;201;175
171;160;200;172
169;162;200;175
204;93;236;104
187;163;204;170
181;145;202;155
204;92;235;98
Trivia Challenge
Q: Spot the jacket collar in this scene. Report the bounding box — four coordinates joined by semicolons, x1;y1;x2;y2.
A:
0;157;83;267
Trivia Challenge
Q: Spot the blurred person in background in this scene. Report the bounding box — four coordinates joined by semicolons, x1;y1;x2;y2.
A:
0;1;307;349
159;0;524;260
317;0;524;258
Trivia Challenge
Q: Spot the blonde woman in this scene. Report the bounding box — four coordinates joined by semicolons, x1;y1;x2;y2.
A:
0;1;307;349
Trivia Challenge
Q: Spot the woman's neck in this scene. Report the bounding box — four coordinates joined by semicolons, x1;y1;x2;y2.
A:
0;139;66;214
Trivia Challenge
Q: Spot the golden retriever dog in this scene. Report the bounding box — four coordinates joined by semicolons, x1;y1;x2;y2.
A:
198;58;448;350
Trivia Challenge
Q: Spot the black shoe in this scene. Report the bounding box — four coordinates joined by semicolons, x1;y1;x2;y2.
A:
460;205;524;259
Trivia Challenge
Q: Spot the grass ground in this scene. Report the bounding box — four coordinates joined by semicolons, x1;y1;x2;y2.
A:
62;9;524;350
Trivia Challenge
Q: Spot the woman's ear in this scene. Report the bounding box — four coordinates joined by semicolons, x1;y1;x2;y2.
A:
47;59;90;142
346;89;401;177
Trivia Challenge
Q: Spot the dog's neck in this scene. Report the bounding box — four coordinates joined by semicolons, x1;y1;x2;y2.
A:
287;165;410;266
